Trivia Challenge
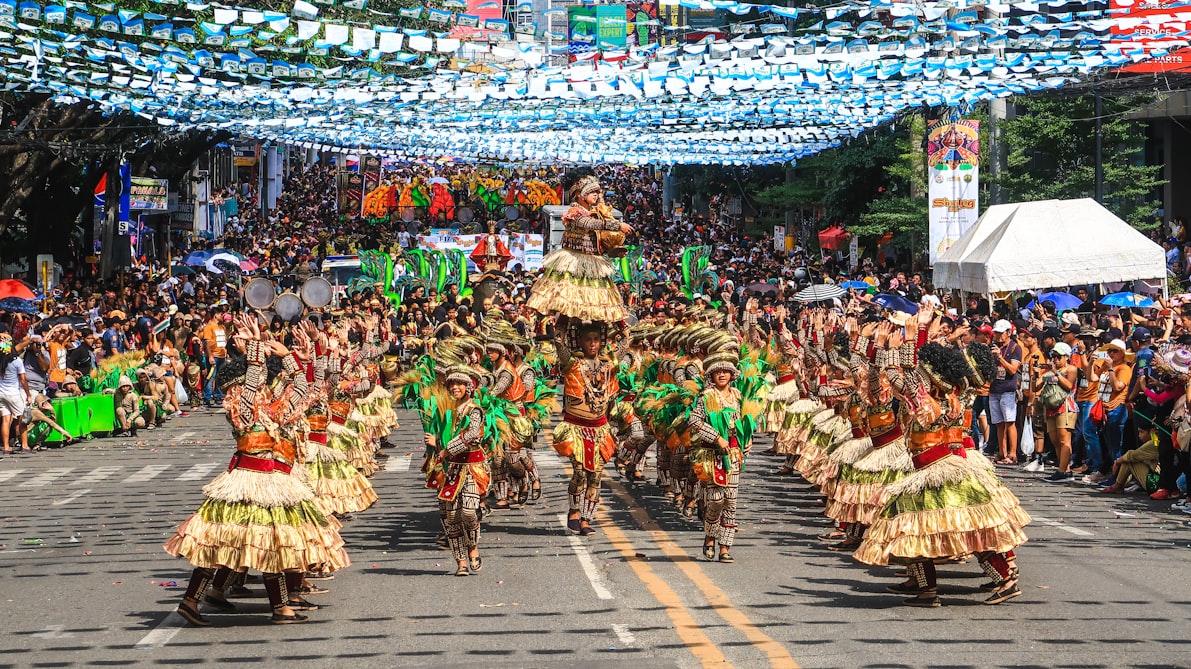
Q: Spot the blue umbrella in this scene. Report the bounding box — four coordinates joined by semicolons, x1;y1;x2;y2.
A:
183;250;212;266
1100;292;1154;308
873;293;919;314
840;280;871;290
1027;291;1082;312
0;297;38;314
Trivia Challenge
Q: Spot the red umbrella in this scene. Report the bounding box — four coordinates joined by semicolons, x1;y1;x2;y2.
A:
0;279;37;301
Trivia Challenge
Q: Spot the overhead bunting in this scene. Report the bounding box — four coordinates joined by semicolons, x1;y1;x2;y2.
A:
0;0;1181;164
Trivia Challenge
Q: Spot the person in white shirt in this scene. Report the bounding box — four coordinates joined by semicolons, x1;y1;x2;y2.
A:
0;334;32;455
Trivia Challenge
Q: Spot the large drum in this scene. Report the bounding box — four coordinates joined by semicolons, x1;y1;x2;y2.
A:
274;292;304;322
300;277;333;309
244;278;277;310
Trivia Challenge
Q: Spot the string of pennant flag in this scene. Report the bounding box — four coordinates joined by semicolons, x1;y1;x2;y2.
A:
0;0;1185;164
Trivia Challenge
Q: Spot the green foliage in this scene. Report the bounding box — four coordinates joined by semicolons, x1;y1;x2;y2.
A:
853;197;926;248
850;114;974;251
991;95;1164;230
753;155;828;210
818;131;903;224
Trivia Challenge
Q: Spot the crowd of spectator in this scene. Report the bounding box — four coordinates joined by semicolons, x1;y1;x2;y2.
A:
2;159;1188;512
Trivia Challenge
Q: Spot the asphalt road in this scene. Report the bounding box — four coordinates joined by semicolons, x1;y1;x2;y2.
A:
2;407;1191;669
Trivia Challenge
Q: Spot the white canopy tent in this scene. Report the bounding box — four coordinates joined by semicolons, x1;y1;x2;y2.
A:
933;198;1167;296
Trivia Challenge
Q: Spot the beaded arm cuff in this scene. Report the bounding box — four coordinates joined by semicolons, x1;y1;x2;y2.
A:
899;341;917;368
852;336;870;356
689;397;721;445
492;369;514;397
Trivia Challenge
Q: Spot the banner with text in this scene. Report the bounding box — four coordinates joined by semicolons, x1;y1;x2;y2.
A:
927;119;980;265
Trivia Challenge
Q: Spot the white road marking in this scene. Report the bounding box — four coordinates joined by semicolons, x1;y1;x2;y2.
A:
122;465;172;483
1031;515;1095;537
535;451;567;468
558;513;614;600
171;431;195;443
52;489;92;506
0;469;25;484
176;462;220;481
73;466;122;485
31;625;73;639
611;624;636;646
385;454;412;472
134;611;186;650
18;468;74;488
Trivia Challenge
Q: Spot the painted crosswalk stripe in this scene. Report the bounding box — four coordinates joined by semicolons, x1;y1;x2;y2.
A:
0;469;26;484
535;451;567;468
53;489;91;506
73;466;123;485
176;462;221;482
122;465;172;483
171;431;195;443
18;468;74;488
385;455;411;472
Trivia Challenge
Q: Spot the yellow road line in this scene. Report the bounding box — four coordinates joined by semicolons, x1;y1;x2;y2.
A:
606;478;801;669
595;510;732;669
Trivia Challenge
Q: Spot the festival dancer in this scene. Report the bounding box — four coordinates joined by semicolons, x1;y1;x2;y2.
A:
854;314;1029;607
302;320;377;517
612;325;655;483
164;315;348;626
553;323;619;535
509;334;553;503
689;348;753;563
525;171;632;326
822;321;913;552
526;170;630;534
484;321;534;509
430;364;489;576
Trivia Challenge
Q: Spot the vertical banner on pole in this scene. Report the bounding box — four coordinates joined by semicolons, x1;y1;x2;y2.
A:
927;119;980;265
362;155;382;217
773;225;785;252
118;161;131;234
94;172;106;257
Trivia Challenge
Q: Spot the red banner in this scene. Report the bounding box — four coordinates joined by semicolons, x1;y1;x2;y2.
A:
1112;0;1191;73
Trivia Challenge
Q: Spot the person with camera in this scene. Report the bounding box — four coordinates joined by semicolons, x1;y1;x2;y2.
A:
66;331;98;382
989;320;1024;465
20;329;50;400
1037;343;1079;482
1094;339;1134;485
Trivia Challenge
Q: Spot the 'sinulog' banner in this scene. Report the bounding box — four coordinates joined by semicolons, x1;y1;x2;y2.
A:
927;119;980;265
